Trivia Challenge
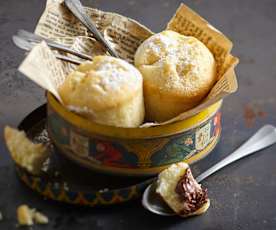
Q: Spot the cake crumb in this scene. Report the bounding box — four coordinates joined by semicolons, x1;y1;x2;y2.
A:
17;205;34;226
99;188;109;193
17;205;49;226
33;211;49;224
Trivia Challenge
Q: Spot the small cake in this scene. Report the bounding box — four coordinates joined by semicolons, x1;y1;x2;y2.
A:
135;30;216;122
17;205;49;226
4;126;49;175
58;56;145;128
156;162;210;217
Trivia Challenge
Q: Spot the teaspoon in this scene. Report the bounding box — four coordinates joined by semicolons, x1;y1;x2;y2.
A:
142;125;276;216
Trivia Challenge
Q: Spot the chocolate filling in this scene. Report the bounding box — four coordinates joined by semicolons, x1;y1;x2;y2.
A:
175;168;208;215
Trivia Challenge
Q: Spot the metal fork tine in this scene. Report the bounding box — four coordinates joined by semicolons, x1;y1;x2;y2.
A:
13;35;83;65
12;35;33;51
16;30;92;61
17;29;45;41
55;54;82;65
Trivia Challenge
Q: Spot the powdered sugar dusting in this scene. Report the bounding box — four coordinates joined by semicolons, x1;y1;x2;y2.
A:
137;31;215;92
93;57;142;92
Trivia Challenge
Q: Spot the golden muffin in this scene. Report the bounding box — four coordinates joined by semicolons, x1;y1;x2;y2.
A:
135;30;216;122
156;162;210;217
59;56;145;128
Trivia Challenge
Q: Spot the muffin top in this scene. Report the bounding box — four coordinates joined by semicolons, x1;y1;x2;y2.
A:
59;56;143;112
134;30;216;98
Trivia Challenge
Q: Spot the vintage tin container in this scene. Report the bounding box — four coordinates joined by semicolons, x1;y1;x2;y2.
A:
15;104;155;207
47;93;222;176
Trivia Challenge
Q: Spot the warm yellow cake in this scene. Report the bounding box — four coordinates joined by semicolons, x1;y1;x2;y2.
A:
59;56;145;128
4;126;49;175
156;162;210;217
17;205;48;226
135;30;216;122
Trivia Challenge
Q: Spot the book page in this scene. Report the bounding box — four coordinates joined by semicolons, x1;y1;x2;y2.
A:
35;0;153;63
18;41;66;103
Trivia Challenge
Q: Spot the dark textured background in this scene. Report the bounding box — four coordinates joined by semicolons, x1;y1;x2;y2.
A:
1;0;276;229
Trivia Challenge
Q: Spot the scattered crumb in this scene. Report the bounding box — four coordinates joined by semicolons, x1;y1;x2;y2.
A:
17;205;33;226
98;188;109;193
63;182;69;191
17;205;49;226
33;211;49;224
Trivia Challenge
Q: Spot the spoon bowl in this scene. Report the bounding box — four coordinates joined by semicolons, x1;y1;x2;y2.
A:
142;181;175;216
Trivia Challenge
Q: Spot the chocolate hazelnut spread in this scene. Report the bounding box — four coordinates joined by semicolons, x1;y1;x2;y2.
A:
175;168;208;215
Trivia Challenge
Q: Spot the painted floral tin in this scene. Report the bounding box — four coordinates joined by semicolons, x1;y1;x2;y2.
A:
47;93;222;176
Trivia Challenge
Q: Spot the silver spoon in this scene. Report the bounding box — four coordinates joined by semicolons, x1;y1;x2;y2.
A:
142;124;276;216
64;0;119;58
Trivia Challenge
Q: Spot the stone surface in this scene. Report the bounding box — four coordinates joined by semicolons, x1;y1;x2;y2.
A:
1;0;276;229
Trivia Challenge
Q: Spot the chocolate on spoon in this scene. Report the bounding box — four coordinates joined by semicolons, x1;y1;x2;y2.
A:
143;125;276;216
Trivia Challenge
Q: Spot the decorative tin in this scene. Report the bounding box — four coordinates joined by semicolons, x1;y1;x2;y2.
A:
47;93;222;176
15;105;154;206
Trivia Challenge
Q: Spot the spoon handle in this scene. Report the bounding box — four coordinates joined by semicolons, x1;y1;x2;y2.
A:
64;0;119;58
196;125;276;183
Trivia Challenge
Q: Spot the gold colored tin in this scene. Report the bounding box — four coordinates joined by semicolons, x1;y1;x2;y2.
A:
47;93;222;176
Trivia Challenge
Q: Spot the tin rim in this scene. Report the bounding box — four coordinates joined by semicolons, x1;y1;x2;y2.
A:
47;92;222;139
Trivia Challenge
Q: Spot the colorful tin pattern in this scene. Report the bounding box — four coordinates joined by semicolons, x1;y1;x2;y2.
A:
14;104;154;206
47;93;222;176
16;166;154;207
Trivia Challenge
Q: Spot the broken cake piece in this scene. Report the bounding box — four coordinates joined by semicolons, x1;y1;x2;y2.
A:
156;162;210;217
17;204;49;226
4;126;49;175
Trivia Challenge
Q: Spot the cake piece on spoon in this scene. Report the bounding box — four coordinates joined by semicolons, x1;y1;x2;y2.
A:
156;162;210;217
